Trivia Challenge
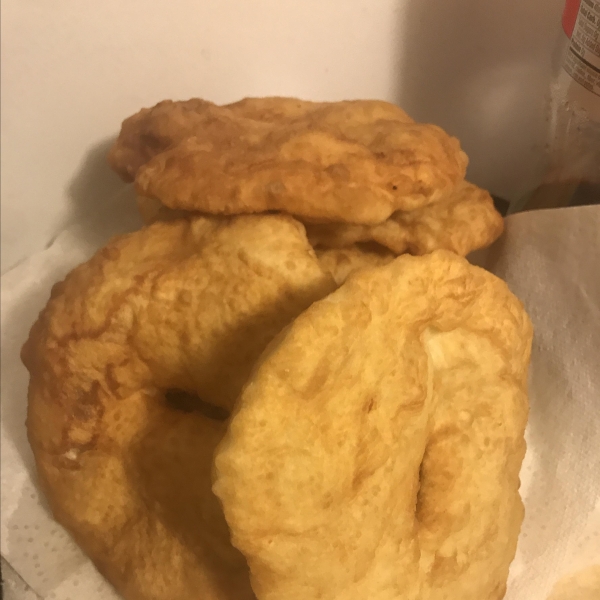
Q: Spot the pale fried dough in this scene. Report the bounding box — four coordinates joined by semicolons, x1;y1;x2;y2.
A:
305;181;504;255
214;251;532;600
316;245;395;285
109;97;468;224
22;215;334;600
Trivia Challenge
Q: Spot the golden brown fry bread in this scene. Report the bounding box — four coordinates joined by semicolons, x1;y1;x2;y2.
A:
22;215;334;600
136;199;394;286
214;251;532;600
136;197;395;285
135;180;503;259
316;245;395;285
108;97;468;224
305;181;504;256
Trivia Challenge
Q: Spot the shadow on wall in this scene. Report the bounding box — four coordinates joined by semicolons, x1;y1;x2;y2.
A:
66;137;141;248
396;0;565;201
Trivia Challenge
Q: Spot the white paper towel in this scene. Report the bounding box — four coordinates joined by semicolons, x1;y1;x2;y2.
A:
1;196;599;600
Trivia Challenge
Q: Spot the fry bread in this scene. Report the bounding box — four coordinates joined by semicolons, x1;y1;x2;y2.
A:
214;251;532;600
305;181;504;255
109;97;468;224
22;215;333;600
135;180;503;260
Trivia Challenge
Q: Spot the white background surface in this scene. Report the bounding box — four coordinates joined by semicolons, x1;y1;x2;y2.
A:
1;0;564;271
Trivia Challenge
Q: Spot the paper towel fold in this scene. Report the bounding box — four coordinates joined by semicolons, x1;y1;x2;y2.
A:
1;194;598;600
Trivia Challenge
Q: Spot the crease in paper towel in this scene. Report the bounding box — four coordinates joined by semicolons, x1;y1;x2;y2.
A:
1;197;599;599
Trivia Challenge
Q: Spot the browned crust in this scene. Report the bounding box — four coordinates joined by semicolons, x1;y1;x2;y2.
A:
109;97;468;224
305;181;504;256
22;214;334;600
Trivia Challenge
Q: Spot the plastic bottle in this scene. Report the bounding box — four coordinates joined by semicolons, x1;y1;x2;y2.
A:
511;0;600;212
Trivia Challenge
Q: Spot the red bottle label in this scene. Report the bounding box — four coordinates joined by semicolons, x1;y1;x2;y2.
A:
563;0;582;37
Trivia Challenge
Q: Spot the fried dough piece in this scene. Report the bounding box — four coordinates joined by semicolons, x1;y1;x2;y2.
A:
22;215;334;600
305;181;504;256
137;197;396;286
316;245;395;285
135;197;394;285
136;180;503;260
135;199;399;286
109;97;468;224
214;251;532;600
